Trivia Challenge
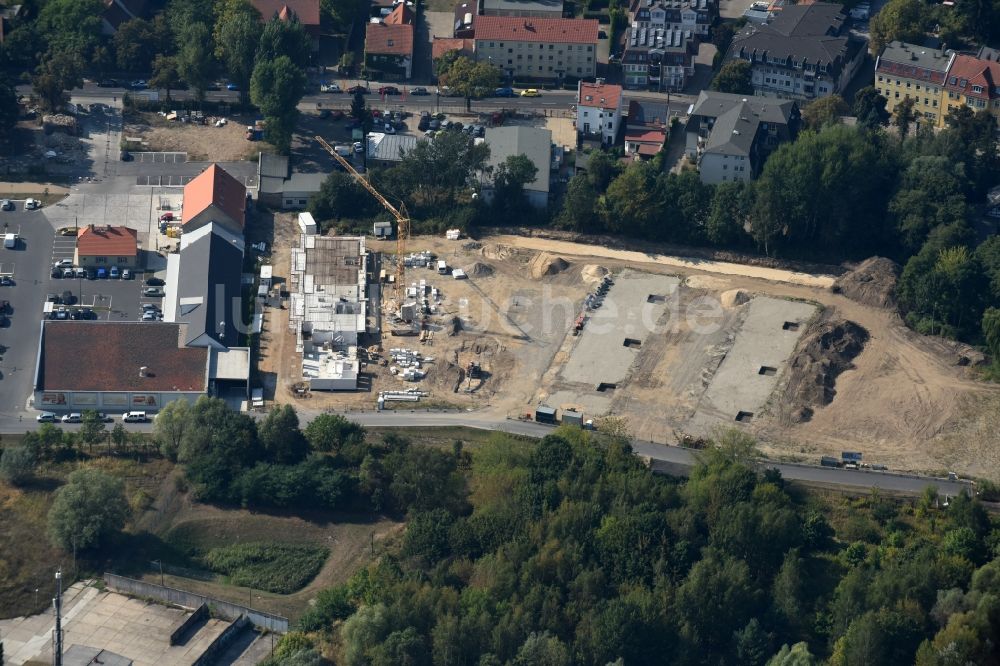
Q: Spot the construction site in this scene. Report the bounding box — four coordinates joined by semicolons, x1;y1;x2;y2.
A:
251;139;1000;479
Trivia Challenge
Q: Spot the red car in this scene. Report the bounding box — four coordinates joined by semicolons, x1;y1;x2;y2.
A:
158;212;174;222
378;86;400;95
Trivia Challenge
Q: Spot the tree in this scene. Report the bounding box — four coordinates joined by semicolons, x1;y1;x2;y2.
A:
491;153;538;213
32;50;83;111
111;422;128;452
0;446;37;485
893;96;916;137
47;468;129;551
853;86;890;131
308;171;375;223
216;7;262;105
555;174;601;232
897;242;988;338
767;643;817;666
341;603;390;665
801;95;848;130
888;157;970;253
350;89;373;134
250;55;306;154
675;551;762;652
711;60;753;95
113;18;168;73
439;56;502;110
256;15;310;69
176;23;216;103
154;399;191;461
512;632;570;666
734;618;771;666
35;0;105;62
258;405;308;464
707;180;753;245
79;410;106;453
304;414;366;453
150;55;182;102
0;74;20;153
870;0;928;54
601;160;665;237
982;307;1000;361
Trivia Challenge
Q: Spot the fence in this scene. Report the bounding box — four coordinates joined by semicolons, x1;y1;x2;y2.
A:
103;573;288;633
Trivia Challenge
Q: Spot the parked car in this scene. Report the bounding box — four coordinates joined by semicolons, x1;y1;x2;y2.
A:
61;413;82;423
347;85;369;95
46;293;60;304
384;123;396;134
226;82;239;91
96;267;107;279
143;287;165;297
145;277;165;286
130;80;147;89
428;119;441;131
353;141;364;154
54;259;73;269
58;227;78;236
318;109;331;119
74;267;86;278
121;268;132;280
158;212;175;222
109;266;119;279
0;276;13;286
378;86;400;95
123;411;148;423
80;307;95;319
24;198;40;210
142;303;160;311
141;310;163;321
0;199;12;211
320;83;342;93
411;86;429;95
95;412;112;422
495;87;515;97
520;88;541;97
61;268;74;278
418;116;430;131
97;79;118;88
36;411;57;422
52;308;69;320
51;267;62;278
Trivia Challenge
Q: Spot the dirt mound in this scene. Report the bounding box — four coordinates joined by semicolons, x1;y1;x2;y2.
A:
832;257;900;309
781;318;870;423
581;264;609;283
720;289;751;308
464;261;494;277
462;241;483;251
530;253;570;279
481;243;516;261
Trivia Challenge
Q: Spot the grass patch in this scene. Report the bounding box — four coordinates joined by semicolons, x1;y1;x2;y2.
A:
200;542;329;594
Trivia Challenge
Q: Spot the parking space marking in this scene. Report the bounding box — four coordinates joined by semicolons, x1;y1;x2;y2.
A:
132;151;187;163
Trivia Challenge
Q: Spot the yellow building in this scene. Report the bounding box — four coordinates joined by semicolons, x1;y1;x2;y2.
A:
941;53;1000;127
874;41;953;127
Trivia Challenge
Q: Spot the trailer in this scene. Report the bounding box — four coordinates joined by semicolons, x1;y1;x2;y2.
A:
535;405;557;424
560;410;584;427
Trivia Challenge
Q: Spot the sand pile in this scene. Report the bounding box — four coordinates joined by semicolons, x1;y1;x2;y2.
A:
781;318;870;423
481;243;515;260
464;261;494;277
720;289;751;308
530;252;570;279
832;257;900;310
581;265;609;283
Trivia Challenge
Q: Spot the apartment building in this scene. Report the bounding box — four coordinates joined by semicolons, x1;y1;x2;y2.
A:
875;41;952;126
481;0;564;17
941;54;1000;126
621;0;711;90
725;2;866;101
576;80;624;144
473;16;599;80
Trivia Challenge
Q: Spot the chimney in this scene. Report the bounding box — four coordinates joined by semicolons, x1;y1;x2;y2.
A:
139;366;148;378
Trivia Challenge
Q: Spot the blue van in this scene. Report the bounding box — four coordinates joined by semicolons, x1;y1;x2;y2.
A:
110;266;119;279
96;267;107;279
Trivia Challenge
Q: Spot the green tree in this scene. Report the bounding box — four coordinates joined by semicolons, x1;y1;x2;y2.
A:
982;307;1000;360
304;413;366;453
734;618;771;666
675;551;762;652
438;56;502;110
555;174;601;232
216;7;262;105
767;642;816;666
869;0;928;54
176;23;216;103
801;95;848;130
0;446;37;485
258;404;308;464
491;153;538;213
47;468;129;551
150;55;182;102
154;399;191;461
32;50;83;111
888;156;970;253
35;0;105;62
308;171;375;223
711;60;753;95
0;73;20;153
512;632;570;666
113;18;168;73
707;180;753;245
853;86;890;131
250;55;306;154
601;160;665;237
342;603;390;665
111;422;128;452
893;96;916;137
897;243;988;337
256;15;310;69
79;410;106;453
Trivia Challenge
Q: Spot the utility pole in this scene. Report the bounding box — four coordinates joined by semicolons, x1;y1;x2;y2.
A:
52;570;63;666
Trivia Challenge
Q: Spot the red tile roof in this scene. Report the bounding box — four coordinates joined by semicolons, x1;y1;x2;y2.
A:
945;54;1000;100
626;128;666;144
182;164;246;229
76;225;138;257
39;322;209;393
474;16;599;44
578;82;622;110
385;3;414;24
432;37;474;61
251;0;320;26
366;21;414;56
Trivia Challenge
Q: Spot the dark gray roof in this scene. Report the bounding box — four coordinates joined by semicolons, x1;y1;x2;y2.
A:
176;230;244;348
728;2;854;67
691;91;797;157
482;0;562;12
258;152;289;179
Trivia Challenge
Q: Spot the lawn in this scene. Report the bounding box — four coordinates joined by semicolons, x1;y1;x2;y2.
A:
201;542;329;594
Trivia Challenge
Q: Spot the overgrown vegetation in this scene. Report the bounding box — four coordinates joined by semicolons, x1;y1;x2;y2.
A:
201;542;329;594
286;427;1000;665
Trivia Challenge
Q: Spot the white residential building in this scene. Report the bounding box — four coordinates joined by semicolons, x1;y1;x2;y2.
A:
576;80;624;145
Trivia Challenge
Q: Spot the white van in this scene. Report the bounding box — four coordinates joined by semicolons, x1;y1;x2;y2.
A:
3;233;15;249
437;260;448;275
123;411;147;422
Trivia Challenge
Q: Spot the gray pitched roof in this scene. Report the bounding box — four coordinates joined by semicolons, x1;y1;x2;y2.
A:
176;229;244;348
728;2;853;67
691;91;797;157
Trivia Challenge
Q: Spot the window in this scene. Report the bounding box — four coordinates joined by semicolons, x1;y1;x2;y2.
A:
507;59;512;64
906;81;910;88
549;44;554;49
895;91;899;99
490;42;495;47
933;100;938;107
548;66;553;71
508;48;513;53
97;257;106;264
915;84;921;90
877;75;883;82
972;85;983;93
549;55;553;60
587;45;593;51
577;67;582;73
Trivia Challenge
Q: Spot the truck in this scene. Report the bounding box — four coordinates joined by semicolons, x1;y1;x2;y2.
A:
820;456;841;468
3;233;16;248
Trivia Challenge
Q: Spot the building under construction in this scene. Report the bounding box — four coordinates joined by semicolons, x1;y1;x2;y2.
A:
289;226;368;390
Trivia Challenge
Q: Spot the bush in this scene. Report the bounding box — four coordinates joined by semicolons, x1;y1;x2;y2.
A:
0;446;37;485
298;585;356;631
201;542;329;593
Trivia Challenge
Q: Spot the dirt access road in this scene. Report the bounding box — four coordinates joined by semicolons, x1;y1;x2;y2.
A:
492;234;1000;479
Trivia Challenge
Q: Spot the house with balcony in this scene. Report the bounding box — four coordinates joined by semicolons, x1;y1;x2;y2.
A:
724;2;866;100
621;25;696;90
576;80;624;145
685;90;799;184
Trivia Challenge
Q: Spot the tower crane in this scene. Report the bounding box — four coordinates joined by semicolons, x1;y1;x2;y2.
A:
315;136;410;299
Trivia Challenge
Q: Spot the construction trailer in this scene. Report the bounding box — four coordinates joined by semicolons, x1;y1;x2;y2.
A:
535;405;557;424
560;410;584;427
